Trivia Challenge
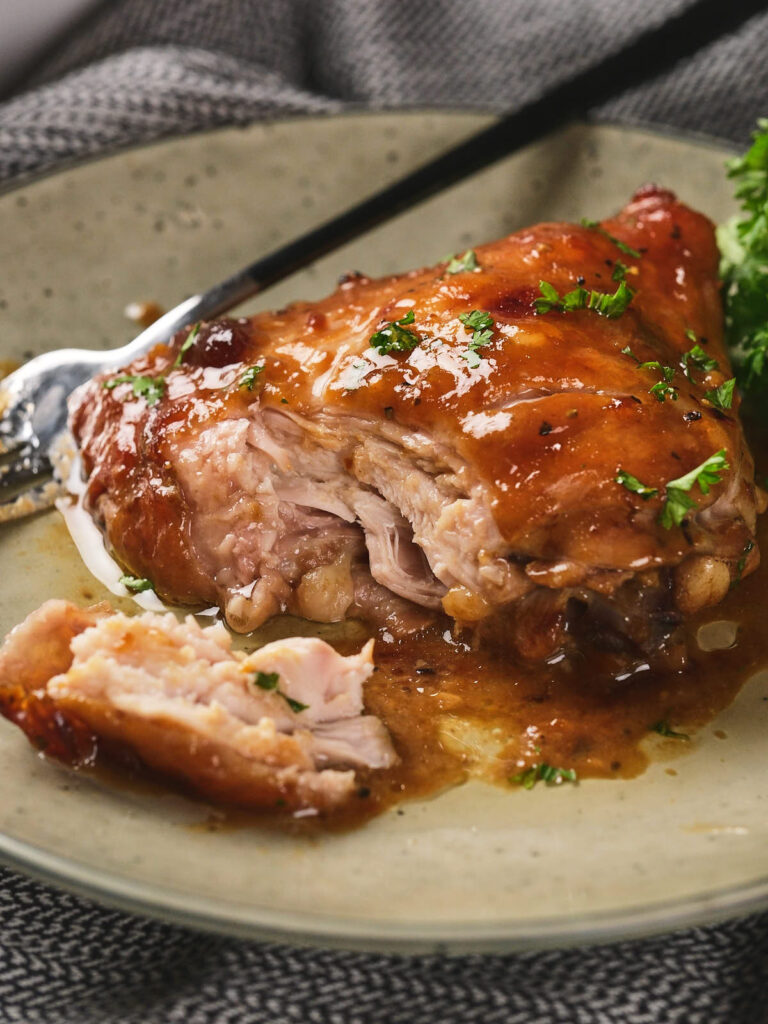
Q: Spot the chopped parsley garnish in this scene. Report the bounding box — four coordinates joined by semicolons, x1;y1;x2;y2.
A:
446;249;480;274
622;346;678;402
251;671;309;713
511;763;578;790
581;218;642;258
616;469;658;499
651;721;690;740
239;365;264;390
649;380;679;403
717;119;768;392
104;374;166;406
685;328;698;343
459;309;495;343
535;279;634;319
174;322;200;367
458;309;495;367
659;449;730;529
119;574;153;593
611;259;629;282
732;539;755;589
703;377;736;410
682;343;719;380
369;310;420;354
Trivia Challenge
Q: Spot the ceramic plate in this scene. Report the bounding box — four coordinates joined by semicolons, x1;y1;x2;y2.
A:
0;113;766;954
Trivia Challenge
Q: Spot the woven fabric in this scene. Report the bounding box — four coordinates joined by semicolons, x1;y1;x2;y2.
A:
2;0;768;180
2;2;768;1022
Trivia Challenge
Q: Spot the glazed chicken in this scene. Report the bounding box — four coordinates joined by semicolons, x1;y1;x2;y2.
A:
0;600;395;809
68;186;764;663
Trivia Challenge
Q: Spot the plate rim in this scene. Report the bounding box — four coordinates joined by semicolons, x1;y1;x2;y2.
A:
0;108;739;199
0;111;758;953
1;826;767;954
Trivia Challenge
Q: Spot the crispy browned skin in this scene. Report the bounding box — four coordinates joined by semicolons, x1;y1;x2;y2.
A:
70;187;763;649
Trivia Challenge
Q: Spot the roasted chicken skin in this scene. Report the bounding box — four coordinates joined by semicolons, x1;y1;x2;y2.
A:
69;187;764;660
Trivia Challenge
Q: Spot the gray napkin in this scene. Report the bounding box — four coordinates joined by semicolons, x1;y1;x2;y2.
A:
2;2;768;1022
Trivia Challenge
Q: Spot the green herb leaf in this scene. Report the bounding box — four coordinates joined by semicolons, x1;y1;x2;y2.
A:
458;309;496;365
649;380;679;403
460;348;482;369
651;721;690;740
616;469;658;499
240;365;264;391
459;309;494;333
682;343;719;380
369;311;420;354
104;374;166;406
659;449;730;529
446;249;480;274
611;259;629;282
510;763;578;789
119;574;153;593
703;377;736;410
253;671;280;691
580;218;642;258
732;539;755;588
283;695;310;714
718;119;768;393
623;347;678;400
251;671;309;713
535;279;634;319
174;322;200;367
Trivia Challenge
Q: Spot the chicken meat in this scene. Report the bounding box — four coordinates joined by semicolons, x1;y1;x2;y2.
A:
0;600;395;810
69;186;765;662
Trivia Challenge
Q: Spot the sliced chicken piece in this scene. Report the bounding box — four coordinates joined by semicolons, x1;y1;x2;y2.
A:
0;600;396;811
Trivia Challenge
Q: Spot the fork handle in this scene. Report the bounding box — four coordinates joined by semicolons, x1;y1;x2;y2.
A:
110;0;765;364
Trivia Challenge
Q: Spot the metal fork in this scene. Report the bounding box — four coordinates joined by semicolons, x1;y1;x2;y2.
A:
0;0;760;520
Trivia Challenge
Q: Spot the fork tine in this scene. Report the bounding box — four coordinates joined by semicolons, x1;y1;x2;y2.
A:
0;449;53;494
0;479;62;523
0;434;29;457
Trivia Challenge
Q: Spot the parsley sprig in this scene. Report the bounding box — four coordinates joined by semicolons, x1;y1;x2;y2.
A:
581;218;642;258
717;119;768;391
616;449;729;529
119;574;153;593
369;310;420;355
104;373;166;406
251;670;309;714
511;763;578;790
446;249;480;274
704;377;736;410
659;449;730;529
682;343;719;380
535;279;634;319
240;364;264;390
621;346;678;403
651;721;690;740
174;322;200;367
458;309;495;367
615;470;658;499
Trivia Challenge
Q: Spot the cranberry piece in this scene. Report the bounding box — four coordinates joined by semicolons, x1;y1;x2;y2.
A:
177;317;253;368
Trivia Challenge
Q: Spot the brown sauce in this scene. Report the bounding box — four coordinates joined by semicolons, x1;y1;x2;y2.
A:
44;418;768;834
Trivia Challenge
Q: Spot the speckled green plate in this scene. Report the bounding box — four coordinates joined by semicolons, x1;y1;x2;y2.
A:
0;114;766;954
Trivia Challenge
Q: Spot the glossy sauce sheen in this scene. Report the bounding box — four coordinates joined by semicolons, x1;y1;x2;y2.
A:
311;445;768;832
71;186;758;608
59;188;768;827
95;424;767;834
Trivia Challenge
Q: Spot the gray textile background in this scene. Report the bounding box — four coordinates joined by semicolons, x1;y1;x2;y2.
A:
2;1;768;1022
